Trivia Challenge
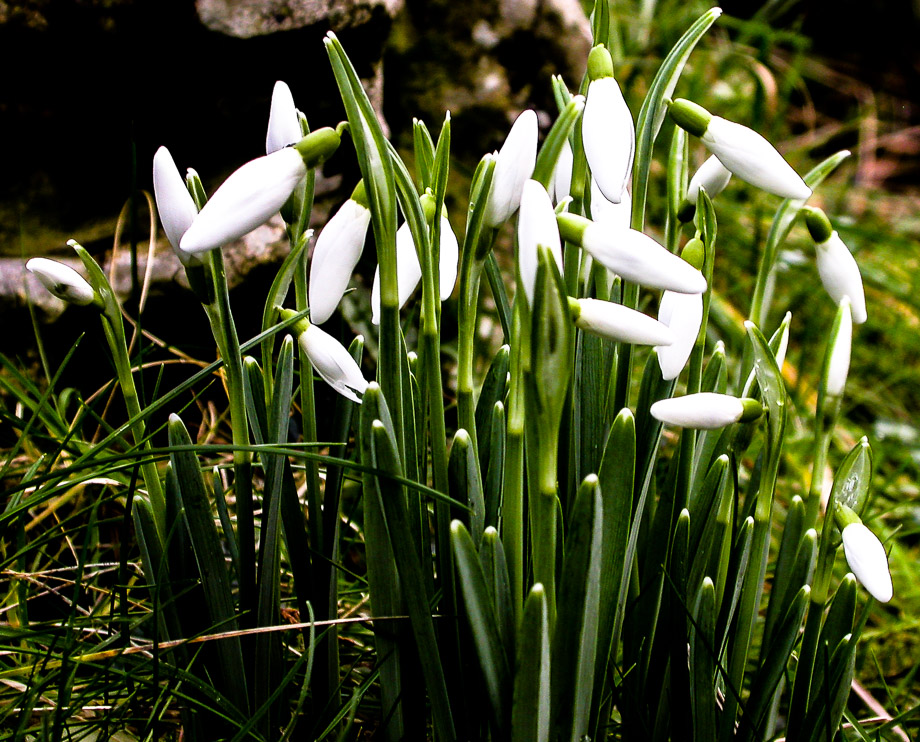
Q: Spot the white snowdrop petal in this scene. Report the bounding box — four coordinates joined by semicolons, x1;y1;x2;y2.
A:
825;298;852;397
439;215;459;301
309;199;371;325
701;117;811;200
551;139;573;204
152;146;199;262
576;298;675;346
815;232;867;324
26;258;96;306
686;155;732;205
517;180;562;304
583;77;635;204
650;392;745;429
842;523;893;603
180;148;307;254
371;222;422;325
300;324;369;402
484;110;538;227
589;178;631;231
582;224;707;294
656;290;703;380
266;81;303;155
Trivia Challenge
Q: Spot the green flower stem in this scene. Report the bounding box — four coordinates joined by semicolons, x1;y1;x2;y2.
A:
205;249;255;617
532;437;559;629
805;395;841;530
504;300;528;623
294;257;323;556
457;256;486;451
99;310;166;537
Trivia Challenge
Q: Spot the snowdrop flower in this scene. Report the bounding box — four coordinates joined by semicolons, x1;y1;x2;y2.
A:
26;257;98;306
438;214;459;300
371;222;422;325
551;139;573;204
803;207;867;324
152;146;200;266
570;298;674;346
483;109;538;227
679;155;732;222
651;392;763;429
656;238;705;379
838;511;892;603
589;177;631;230
557;213;707;294
180;127;340;254
517;180;563;304
279;308;368;403
582;45;634;204
657;290;703;380
266;81;303;155
669;98;811;200
309;181;371;325
825;296;852;398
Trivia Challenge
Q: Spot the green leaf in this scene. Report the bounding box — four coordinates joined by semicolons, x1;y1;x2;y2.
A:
690;578;718;742
551;475;603;742
479;527;515;665
533;97;585;188
831;436;872;515
739;585;810;742
451;519;512;735
449;429;485;546
512;584;551;742
167;414;249;716
632;7;723;227
484;401;506;530
476;344;511;480
413;117;435;190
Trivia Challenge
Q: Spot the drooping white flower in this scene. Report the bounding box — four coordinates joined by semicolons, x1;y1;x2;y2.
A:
26;257;97;306
656;290;703;380
583;76;635;204
669;98;811;200
551;139;573;204
439;215;459;301
589;177;631;230
814;232;867;325
650;392;762;429
517;179;563;304
842;523;893;603
572;298;674;346
309;185;371;325
180;149;307;254
483;109;538;228
298;323;369;403
686;155;732;205
371;221;422;325
581;224;706;294
153;146;200;266
825;296;852;398
266;81;303;155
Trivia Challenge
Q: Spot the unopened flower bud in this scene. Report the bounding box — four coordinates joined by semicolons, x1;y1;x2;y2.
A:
266;80;303;155
651;392;762;429
570;297;674;346
26;257;99;307
484;110;538;227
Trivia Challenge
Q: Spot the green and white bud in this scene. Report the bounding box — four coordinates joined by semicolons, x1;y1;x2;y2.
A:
518;179;563;305
26;257;100;307
484;109;538;227
309;181;372;324
570;297;674;346
836;505;892;603
803;207;867;324
651;392;762;429
583;72;634;204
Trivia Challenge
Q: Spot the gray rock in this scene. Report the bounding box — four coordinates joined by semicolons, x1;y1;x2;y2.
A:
196;0;403;38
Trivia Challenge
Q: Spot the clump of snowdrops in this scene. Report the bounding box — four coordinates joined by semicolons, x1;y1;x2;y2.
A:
19;4;898;741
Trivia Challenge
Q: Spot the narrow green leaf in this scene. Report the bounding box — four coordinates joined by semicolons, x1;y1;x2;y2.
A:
632;7;723;227
690;578;718;742
552;475;603;742
739;585;810;742
449;429;485;546
479;527;515;665
475;344;511;480
512;584;551;742
533;97;585;188
484;401;506;530
451;519;512;735
413;117;435;190
167;414;249;715
370;419;456;741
